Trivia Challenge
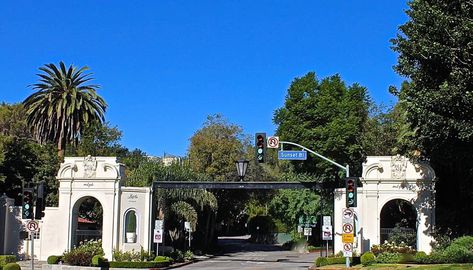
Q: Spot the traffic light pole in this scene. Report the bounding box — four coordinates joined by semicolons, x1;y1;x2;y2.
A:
280;141;350;268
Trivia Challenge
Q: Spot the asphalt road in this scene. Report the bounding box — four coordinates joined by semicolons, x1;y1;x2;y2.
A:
180;236;317;270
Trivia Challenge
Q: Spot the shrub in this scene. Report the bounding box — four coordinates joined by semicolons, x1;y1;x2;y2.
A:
154;256;173;263
170;249;184;263
370;241;415;255
443;243;473;263
91;255;108;267
361;252;375;266
415;251;447;264
398;253;415;263
113;249;141;262
3;262;21;270
47;255;62;264
376;252;401;264
184;250;194;261
414;251;427;263
108;261;170;268
0;255;16;267
450;236;473;251
62;239;104;266
315;257;328;267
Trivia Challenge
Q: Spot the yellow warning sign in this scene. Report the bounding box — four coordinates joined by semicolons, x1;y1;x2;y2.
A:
342;233;354;243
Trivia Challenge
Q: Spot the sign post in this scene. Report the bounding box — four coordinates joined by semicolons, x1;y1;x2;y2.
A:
342;208;354;266
154;220;164;256
322;216;332;257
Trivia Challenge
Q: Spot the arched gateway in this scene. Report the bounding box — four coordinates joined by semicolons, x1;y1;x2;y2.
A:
334;155;436;254
38;156;154;260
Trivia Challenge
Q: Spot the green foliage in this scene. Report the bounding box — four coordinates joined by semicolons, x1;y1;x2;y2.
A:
23;61;107;156
91;255;107;267
392;0;473;235
108;261;170;268
376;252;402;264
443;244;473;263
0;255;16;267
154;256;173;263
269;188;320;232
315;256;351;267
361;252;376;266
414;251;427;263
46;255;62;264
125;212;136;233
415;251;447;264
184;250;194;261
2;262;21;270
315;257;328;267
112;249;141;262
450;236;473;250
62;239;104;266
188;114;246;181
273;72;369;213
0;107;60;206
387;221;417;248
370;241;416;256
169;249;184;263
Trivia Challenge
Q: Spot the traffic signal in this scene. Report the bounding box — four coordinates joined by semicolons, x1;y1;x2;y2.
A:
345;177;357;208
255;133;266;163
22;188;34;219
35;183;45;220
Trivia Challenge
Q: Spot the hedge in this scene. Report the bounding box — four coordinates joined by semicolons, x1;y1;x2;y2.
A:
361;252;375;266
0;255;16;267
108;261;171;268
91;255;108;267
3;262;21;270
315;256;358;267
47;255;62;265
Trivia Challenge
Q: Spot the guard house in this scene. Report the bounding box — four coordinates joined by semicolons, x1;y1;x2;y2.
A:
334;156;436;254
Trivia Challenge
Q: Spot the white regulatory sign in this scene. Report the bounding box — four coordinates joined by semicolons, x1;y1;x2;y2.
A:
153;229;163;243
26;220;39;232
267;136;280;148
343;243;353;257
342;208;354;220
322;225;332;240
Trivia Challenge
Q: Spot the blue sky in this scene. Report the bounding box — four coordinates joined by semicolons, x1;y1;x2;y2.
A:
0;1;408;157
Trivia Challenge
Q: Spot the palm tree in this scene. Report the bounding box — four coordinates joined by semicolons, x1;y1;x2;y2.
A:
23;62;107;157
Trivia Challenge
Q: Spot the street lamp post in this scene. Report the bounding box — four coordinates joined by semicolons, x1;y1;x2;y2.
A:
235;159;249;181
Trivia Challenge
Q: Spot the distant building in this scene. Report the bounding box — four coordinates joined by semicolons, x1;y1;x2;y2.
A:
161;153;182;166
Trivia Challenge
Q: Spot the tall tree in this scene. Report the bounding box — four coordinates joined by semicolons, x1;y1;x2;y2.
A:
0;103;59;206
23;62;107;157
188;114;246;181
274;72;369;178
392;0;473;235
273;72;369;214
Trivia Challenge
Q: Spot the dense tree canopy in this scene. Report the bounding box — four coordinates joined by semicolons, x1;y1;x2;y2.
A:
392;0;473;235
274;72;369;182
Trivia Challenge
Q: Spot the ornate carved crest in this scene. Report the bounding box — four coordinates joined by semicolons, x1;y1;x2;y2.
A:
83;155;97;178
391;155;407;179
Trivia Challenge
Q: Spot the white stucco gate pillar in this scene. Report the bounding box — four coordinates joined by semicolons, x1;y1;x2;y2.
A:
334;155;436;254
39;156;125;260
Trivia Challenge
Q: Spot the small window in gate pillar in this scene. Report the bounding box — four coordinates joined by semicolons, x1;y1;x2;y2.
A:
125;210;137;243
